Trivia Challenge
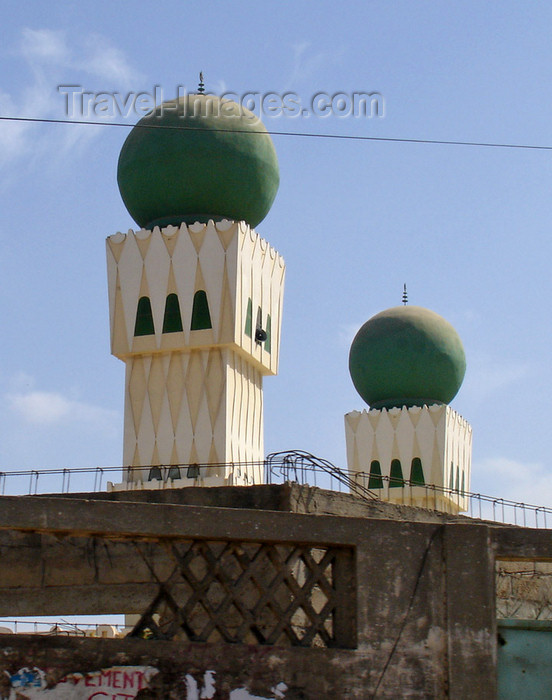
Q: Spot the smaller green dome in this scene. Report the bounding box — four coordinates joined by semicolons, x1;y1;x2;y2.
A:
117;94;279;230
349;305;466;410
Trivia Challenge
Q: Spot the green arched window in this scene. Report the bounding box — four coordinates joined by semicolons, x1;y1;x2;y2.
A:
191;290;212;330
455;466;460;492
450;462;455;491
368;460;383;489
134;296;154;336
410;458;425;486
148;466;162;481
244;298;253;337
168;465;181;480
162;293;183;333
265;314;272;353
389;459;404;488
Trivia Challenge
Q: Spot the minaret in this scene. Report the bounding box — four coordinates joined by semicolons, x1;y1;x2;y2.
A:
107;91;285;489
344;302;471;513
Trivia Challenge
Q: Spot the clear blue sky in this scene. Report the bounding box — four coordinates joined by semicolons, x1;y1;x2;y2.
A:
1;1;551;506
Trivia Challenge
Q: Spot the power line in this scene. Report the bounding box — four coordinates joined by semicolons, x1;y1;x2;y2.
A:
1;113;552;152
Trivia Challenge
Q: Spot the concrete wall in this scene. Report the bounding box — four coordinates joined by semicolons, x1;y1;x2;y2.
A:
45;481;477;523
0;488;549;698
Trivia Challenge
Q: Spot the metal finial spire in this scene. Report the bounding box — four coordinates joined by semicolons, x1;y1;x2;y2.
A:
198;72;205;94
402;283;408;305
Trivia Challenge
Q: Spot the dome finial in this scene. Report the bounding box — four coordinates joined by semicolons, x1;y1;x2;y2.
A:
402;283;408;306
198;72;205;94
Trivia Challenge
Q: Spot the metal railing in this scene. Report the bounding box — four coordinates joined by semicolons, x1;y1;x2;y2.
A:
0;452;550;528
0;619;126;637
266;449;379;501
265;450;552;528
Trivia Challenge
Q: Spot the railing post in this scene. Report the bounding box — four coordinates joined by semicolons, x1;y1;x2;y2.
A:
29;470;39;495
62;468;70;493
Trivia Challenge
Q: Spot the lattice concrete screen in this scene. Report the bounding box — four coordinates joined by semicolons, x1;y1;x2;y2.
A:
130;539;356;648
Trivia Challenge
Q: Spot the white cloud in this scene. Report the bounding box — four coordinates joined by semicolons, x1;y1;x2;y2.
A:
20;28;70;66
461;356;531;404
285;41;344;90
0;90;30;162
8;389;118;430
473;456;552;512
10;391;71;424
0;28;143;172
80;35;138;87
211;78;228;95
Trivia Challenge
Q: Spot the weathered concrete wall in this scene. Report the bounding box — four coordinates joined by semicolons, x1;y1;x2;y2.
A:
46;481;476;524
0;636;373;699
0;494;507;697
0;492;549;697
497;561;552;620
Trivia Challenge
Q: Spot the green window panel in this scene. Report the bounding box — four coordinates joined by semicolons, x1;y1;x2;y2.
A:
148;466;162;481
265;314;272;353
168;465;181;480
368;460;383;489
134;296;155;336
410;457;425;486
191;290;212;330
389;459;404;488
461;471;465;496
450;462;455;491
455;466;460;492
162;293;183;333
245;298;253;337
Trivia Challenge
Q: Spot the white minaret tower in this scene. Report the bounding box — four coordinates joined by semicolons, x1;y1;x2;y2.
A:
107;91;284;489
344;297;471;514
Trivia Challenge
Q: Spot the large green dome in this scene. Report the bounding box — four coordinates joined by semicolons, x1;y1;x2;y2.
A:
349;305;466;410
117;94;279;230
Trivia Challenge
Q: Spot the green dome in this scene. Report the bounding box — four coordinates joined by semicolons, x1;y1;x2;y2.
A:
117;94;279;229
349;305;466;410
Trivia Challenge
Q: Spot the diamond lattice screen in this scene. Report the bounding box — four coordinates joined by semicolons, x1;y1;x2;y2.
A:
131;539;356;648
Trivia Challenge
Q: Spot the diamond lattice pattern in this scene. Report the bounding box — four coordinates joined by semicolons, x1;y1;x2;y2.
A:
131;540;352;648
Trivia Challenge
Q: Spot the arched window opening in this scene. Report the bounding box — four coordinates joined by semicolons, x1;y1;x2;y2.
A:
455;466;460;492
461;471;465;496
368;460;383;489
168;465;181;480
191;290;212;330
186;464;200;479
134;296;155;336
162;293;183;333
244;298;253;337
389;459;404;488
265;314;272;353
449;462;455;491
410;457;425;486
148;466;162;481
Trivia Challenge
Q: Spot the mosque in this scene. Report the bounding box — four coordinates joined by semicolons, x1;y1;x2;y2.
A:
108;87;472;515
3;84;544;700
